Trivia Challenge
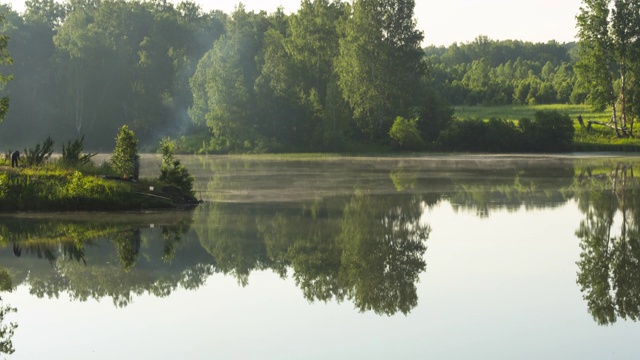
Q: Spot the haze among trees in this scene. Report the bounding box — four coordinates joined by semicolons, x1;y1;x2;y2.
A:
0;0;637;153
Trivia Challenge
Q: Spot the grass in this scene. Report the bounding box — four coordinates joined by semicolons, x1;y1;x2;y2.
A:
0;160;199;212
454;104;640;151
454;104;610;123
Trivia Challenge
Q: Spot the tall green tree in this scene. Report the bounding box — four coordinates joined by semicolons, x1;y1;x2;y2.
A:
189;5;270;152
335;0;424;140
576;0;640;137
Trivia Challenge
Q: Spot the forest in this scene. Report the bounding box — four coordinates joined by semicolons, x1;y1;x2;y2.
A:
425;38;582;106
0;0;638;153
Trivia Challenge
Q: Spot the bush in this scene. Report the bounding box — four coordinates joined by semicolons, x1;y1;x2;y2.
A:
23;136;54;166
111;125;139;179
436;111;575;152
158;137;194;196
436;118;523;152
62;136;96;167
518;110;575;152
389;116;425;151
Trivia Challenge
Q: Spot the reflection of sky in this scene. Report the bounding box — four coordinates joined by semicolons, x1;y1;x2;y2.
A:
4;200;640;359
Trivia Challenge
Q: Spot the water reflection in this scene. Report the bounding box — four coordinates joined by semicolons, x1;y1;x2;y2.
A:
0;190;430;316
0;268;16;356
2;156;640;329
193;189;430;316
575;162;640;325
0;213;198;307
0;296;16;357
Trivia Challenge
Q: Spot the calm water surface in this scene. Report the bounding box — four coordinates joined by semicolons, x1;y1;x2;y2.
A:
2;154;640;359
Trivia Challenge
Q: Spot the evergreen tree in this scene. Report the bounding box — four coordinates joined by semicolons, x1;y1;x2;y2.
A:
111;125;139;179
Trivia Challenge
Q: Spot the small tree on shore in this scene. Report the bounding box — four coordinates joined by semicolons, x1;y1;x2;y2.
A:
111;125;139;179
576;0;640;137
158;137;194;196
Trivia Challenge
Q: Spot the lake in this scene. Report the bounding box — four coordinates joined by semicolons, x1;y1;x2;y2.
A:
1;154;640;359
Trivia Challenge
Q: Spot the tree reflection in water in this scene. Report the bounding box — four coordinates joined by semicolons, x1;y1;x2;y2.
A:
195;190;431;316
575;163;640;325
0;268;16;357
5;158;640;324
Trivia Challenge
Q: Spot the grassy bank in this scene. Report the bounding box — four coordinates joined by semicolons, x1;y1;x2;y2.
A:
0;165;198;212
455;104;640;151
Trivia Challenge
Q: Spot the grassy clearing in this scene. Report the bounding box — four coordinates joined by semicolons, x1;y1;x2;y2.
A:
454;104;640;151
454;104;610;123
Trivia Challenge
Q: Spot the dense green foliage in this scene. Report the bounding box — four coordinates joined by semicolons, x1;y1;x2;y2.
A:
335;0;424;141
389;116;424;150
575;0;640;137
425;36;580;106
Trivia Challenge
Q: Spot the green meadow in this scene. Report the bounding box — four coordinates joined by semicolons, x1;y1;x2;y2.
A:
454;104;640;151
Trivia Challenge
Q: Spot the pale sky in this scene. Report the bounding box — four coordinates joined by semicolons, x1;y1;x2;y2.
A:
0;0;582;46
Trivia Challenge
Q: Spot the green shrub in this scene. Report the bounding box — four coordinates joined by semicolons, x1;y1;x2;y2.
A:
23;136;54;166
389;116;425;151
62;136;96;167
436;118;523;152
518;110;575;152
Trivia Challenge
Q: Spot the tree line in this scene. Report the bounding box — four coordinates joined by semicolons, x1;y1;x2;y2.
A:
0;0;450;153
0;0;636;153
0;0;226;150
425;36;583;106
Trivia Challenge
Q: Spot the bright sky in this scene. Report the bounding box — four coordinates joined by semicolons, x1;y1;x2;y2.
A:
1;0;583;46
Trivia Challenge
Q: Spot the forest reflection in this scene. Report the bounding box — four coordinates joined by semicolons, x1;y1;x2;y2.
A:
1;159;640;323
0;191;429;315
